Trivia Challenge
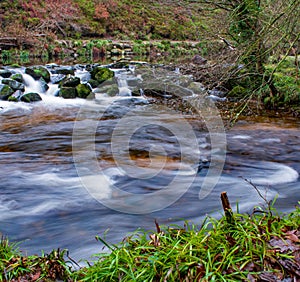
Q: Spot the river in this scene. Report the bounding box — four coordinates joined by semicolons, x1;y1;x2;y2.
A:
0;63;299;262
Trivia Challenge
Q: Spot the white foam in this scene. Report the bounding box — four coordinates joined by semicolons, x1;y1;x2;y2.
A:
250;162;299;185
231;135;252;140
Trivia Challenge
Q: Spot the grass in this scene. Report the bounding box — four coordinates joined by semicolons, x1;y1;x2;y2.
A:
1;197;299;281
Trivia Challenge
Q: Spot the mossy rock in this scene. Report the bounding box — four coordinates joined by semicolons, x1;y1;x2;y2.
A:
60;76;80;88
20;92;42;103
76;83;92;99
59;87;77;99
8;95;19;102
11;73;24;83
0;84;14;100
2;79;25;92
25;66;51;82
90;67;114;84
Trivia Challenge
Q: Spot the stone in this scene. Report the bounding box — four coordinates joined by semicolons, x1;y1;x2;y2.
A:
88;79;99;88
54;66;75;75
59;87;77;99
0;69;12;78
11;73;24;83
0;84;14;100
76;83;92;99
51;74;66;84
39;77;49;93
2;79;25;92
60;76;80;87
90;66;114;84
25;66;51;82
20;92;42;103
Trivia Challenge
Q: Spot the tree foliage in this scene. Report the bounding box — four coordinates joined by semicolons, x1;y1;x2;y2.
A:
195;0;299;110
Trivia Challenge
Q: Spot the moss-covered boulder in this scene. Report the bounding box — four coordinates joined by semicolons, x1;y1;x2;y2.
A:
11;73;24;83
0;84;14;100
25;66;51;83
60;76;80;87
90;67;114;84
8;95;19;102
2;79;25;92
20;92;42;103
76;83;92;99
59;87;77;99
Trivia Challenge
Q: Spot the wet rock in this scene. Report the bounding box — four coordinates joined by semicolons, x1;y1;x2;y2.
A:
59;87;77;99
20;92;42;103
60;76;80;87
8;95;19;102
1;78;25;92
0;84;14;100
25;66;51;83
39;77;49;93
88;79;99;88
53;66;75;75
90;66;114;84
76;83;92;99
51;74;65;85
10;73;24;83
0;69;12;78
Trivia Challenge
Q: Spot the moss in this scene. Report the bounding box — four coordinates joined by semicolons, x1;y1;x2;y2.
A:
76;83;92;99
91;67;114;84
25;66;51;83
8;95;18;102
59;87;77;99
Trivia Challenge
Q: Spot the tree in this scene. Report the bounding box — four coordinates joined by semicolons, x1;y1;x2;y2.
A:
194;0;300;110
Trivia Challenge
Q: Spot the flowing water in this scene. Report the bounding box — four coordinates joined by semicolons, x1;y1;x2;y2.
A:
0;64;299;262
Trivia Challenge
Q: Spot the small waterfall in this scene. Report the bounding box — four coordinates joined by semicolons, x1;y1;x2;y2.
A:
117;78;132;96
22;73;47;94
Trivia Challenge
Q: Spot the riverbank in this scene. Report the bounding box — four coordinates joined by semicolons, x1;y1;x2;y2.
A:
1;194;299;281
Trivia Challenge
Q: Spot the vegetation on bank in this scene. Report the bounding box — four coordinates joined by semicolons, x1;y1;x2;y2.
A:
1;195;299;281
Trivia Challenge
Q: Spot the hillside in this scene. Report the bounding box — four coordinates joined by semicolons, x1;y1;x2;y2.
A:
0;0;217;45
